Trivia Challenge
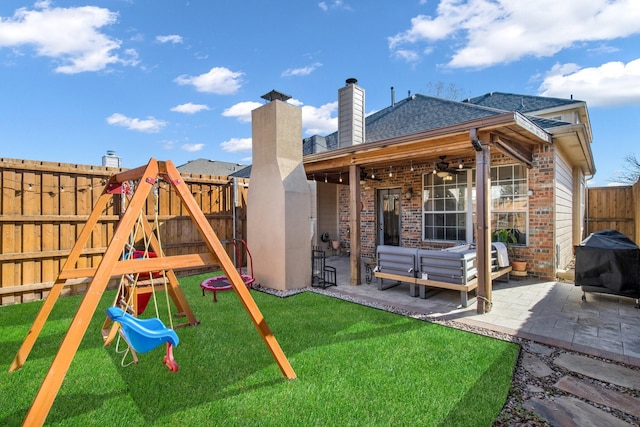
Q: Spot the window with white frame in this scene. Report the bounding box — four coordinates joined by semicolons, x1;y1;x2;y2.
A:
488;164;528;245
422;164;528;245
423;172;468;242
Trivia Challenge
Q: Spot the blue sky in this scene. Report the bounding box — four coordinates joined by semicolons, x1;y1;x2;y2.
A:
1;0;639;187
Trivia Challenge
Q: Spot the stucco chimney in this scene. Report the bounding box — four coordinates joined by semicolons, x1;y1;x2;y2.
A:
338;78;365;148
247;90;311;290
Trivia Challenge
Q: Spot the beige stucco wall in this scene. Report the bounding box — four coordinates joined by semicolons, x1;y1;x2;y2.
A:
248;100;311;290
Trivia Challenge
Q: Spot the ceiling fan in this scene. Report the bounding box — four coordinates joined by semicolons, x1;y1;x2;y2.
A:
433;156;467;180
434;156;467;178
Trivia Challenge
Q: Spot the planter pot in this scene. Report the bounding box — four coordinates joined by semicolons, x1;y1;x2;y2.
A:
511;260;527;272
331;240;340;250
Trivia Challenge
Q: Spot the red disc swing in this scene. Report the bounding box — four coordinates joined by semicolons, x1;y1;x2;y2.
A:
200;239;255;302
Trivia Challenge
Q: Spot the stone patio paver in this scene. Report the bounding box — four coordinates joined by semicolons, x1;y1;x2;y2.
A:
554;353;640;390
524;396;635;427
521;353;554;378
555;376;640;419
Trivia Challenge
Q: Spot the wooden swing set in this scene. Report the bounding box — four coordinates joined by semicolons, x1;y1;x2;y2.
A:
9;159;296;427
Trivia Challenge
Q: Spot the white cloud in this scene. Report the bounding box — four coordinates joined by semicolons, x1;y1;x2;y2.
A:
301;101;338;135
538;58;640;107
389;0;640;68
318;1;352;12
222;101;262;122
221;137;252;152
170;102;210;114
156;34;183;44
181;143;204;152
391;49;421;63
0;2;129;73
106;113;167;133
287;98;304;107
174;66;244;94
282;62;322;77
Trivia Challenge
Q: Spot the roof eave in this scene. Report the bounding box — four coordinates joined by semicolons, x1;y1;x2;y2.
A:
548;123;596;176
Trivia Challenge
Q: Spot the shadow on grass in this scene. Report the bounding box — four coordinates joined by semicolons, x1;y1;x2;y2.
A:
1;392;115;427
438;345;521;426
101;289;429;423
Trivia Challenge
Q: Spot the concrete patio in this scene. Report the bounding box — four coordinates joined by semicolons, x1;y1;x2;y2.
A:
319;254;640;367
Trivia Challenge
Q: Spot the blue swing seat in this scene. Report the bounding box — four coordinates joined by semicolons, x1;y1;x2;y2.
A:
106;307;179;354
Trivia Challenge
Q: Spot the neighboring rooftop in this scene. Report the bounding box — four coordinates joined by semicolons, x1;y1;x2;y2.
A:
177;158;250;177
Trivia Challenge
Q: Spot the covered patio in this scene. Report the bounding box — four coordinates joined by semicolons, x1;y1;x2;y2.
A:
315;254;640;367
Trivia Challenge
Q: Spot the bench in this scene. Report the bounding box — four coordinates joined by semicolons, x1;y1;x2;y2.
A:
374;245;512;307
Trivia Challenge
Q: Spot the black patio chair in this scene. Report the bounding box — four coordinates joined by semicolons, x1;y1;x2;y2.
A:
311;248;337;289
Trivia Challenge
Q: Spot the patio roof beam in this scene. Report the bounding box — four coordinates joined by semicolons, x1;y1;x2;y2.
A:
474;130;492;314
491;133;534;168
304;137;472;175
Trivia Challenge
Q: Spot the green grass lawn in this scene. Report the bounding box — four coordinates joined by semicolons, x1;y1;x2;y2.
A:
0;273;519;426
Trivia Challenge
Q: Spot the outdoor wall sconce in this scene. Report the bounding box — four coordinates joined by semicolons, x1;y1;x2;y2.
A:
404;187;413;200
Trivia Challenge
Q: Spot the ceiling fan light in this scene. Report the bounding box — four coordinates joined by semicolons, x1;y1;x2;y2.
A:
437;170;450;178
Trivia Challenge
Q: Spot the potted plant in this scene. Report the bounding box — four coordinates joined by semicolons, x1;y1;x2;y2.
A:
492;228;527;272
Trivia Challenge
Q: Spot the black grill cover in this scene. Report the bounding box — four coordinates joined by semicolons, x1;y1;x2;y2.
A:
575;230;640;298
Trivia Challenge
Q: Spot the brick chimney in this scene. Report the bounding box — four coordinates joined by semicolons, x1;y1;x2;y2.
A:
338;78;365;148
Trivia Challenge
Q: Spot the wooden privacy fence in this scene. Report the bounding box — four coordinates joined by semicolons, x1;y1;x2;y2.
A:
585;181;640;244
0;158;248;305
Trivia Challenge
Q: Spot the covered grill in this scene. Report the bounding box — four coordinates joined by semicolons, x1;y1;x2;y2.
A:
575;229;640;301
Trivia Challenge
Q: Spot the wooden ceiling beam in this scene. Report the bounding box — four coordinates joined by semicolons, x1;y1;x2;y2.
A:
491;133;534;167
304;138;474;174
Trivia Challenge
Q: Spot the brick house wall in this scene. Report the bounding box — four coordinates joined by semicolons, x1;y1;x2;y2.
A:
336;146;558;280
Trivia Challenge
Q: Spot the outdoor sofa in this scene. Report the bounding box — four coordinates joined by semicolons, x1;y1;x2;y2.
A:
374;244;512;307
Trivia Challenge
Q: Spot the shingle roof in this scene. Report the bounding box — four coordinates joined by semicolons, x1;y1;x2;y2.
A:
463;92;582;114
527;116;571;129
306;92;574;152
363;95;507;142
176;158;250;177
230;165;251;178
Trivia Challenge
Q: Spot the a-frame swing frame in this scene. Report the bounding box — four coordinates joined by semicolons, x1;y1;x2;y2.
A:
11;159;296;427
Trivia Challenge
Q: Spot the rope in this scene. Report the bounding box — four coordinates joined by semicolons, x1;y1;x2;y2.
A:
153;184;174;329
476;295;493;310
114;334;135;368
